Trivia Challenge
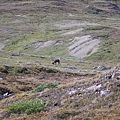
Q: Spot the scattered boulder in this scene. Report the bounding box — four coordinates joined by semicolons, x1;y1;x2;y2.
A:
93;65;111;71
100;89;110;97
0;87;13;100
86;84;102;92
0;78;3;80
64;66;77;70
118;56;120;59
11;52;21;56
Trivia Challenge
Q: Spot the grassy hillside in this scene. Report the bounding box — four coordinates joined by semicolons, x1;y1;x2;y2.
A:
0;0;120;120
0;0;120;63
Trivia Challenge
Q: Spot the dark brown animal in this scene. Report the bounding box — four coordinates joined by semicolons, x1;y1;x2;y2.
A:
52;59;60;65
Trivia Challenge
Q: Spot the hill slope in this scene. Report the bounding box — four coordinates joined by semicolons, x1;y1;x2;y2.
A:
0;0;120;120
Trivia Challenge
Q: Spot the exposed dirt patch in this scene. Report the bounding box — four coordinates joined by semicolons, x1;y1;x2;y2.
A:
30;40;63;49
61;28;83;36
69;35;100;59
55;20;99;28
54;20;100;59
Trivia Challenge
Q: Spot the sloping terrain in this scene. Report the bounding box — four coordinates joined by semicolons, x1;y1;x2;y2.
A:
0;66;120;120
0;0;120;61
69;35;100;58
0;0;120;120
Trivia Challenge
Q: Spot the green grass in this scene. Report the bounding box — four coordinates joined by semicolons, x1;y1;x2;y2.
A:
97;33;109;38
7;99;45;114
85;26;109;30
86;40;120;61
33;44;68;57
32;82;58;92
4;26;58;52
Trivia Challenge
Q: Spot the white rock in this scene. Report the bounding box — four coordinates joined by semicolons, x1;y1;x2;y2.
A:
0;78;3;80
3;92;8;97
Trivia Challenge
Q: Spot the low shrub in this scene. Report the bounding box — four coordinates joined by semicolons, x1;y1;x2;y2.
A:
7;99;45;114
32;82;58;92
